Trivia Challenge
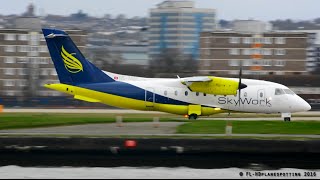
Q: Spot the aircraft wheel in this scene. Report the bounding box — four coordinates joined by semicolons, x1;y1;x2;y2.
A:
188;114;198;120
284;117;291;122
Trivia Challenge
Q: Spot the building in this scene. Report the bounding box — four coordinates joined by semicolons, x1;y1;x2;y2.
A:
232;20;273;34
0;28;87;97
276;30;320;73
149;0;216;60
199;31;309;76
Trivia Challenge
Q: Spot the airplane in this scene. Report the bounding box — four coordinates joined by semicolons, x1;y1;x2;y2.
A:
42;28;311;121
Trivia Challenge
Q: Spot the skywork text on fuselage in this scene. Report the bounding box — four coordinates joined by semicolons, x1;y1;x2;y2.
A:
218;97;272;107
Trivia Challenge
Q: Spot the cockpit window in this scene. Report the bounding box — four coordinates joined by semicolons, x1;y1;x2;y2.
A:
284;89;295;95
275;88;295;95
275;88;285;95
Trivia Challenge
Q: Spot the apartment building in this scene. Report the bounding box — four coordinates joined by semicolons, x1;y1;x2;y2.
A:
0;28;86;97
199;31;309;76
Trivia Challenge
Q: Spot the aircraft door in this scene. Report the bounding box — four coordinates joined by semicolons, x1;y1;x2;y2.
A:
145;88;155;107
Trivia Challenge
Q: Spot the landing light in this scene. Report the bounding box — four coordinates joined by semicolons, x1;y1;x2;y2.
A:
214;108;221;111
184;115;188;118
269;97;272;100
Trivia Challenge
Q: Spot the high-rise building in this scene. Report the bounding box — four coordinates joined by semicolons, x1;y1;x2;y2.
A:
149;0;216;60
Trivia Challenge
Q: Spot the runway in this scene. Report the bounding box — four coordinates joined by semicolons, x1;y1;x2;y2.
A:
0;122;320;138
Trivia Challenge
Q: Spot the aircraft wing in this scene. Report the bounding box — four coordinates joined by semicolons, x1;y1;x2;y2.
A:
180;76;240;95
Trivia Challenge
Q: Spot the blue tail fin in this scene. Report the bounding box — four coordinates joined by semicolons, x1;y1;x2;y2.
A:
42;28;114;85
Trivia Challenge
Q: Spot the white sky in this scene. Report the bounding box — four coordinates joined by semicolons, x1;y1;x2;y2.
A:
1;0;320;21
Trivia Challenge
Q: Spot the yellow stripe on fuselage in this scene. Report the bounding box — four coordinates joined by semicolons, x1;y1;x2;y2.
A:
44;83;225;116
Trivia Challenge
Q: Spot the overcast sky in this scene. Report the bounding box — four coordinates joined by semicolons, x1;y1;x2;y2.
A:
1;0;320;21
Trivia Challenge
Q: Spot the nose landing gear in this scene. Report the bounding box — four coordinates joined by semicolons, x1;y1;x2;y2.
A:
281;113;291;122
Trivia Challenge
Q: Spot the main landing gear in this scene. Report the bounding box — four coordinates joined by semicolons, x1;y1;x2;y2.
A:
188;114;198;120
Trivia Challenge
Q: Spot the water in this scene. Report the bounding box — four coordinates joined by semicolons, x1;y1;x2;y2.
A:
0;166;318;179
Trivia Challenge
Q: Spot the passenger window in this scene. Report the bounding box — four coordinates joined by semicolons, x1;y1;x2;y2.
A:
164;90;167;96
275;88;284;95
204;93;207;96
175;90;178;96
260;92;263;97
185;91;188;96
196;92;199;96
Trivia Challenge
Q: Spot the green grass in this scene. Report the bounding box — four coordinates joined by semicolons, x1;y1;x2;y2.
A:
0;113;184;130
177;120;320;135
1;113;320;136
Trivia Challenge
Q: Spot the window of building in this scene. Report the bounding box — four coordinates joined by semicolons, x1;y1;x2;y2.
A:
39;58;49;64
243;59;252;66
274;60;286;66
229;49;240;55
5;91;15;96
254;38;262;44
262;49;272;55
275;37;286;44
204;38;211;44
51;69;57;76
4;46;16;52
17;57;29;64
205;49;211;56
4;69;15;75
4;57;15;63
229;37;240;44
18;69;27;76
4;80;15;87
18;34;28;41
228;60;239;66
39;34;45;41
275;49;286;55
252;48;261;55
203;60;211;67
18;46;29;52
242;49;251;55
228;71;238;75
264;37;273;44
18;80;27;87
252;60;261;66
263;60;273;66
4;34;16;41
41;69;49;76
242;37;252;44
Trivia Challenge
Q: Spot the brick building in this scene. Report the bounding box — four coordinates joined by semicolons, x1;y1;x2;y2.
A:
199;31;310;76
0;29;86;97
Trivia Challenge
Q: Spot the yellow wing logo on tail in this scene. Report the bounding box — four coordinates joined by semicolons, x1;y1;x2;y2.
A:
61;46;83;73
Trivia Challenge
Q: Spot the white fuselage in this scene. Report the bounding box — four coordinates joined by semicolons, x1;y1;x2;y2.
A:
105;71;311;114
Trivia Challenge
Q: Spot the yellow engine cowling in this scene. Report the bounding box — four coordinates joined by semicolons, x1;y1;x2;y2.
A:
188;76;239;95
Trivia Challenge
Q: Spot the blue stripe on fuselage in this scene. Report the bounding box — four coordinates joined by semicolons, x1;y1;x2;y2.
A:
78;81;189;105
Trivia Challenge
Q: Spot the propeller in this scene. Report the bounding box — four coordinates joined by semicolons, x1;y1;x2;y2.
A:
238;62;247;104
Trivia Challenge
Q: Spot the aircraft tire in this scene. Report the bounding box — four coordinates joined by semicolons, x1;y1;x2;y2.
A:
284;117;291;122
188;114;198;120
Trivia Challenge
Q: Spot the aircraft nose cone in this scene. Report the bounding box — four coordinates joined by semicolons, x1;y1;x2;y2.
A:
300;98;311;112
304;101;312;111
